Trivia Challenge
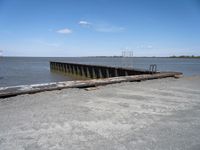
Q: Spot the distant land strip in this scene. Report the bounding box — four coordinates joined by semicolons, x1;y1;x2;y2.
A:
80;55;200;58
169;55;200;58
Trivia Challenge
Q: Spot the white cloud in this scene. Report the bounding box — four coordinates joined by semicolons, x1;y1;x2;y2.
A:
78;20;92;29
56;28;72;34
79;20;91;26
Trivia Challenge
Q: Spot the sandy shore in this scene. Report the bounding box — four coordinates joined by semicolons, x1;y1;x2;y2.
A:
0;76;200;150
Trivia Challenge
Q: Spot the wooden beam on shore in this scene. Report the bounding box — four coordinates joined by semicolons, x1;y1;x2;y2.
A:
0;72;182;98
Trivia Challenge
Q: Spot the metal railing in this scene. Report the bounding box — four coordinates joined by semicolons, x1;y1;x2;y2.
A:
149;64;157;74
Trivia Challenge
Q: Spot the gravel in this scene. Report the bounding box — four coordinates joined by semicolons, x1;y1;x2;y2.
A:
0;76;200;150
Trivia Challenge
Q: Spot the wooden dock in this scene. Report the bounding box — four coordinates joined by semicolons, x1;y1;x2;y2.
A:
50;61;153;79
0;72;182;98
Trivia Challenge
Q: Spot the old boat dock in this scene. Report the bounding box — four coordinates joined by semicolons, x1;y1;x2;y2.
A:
49;61;154;79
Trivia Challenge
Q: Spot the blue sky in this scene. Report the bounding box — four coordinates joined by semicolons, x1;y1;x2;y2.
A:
0;0;200;57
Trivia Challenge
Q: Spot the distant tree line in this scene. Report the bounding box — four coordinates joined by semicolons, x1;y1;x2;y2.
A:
170;55;200;58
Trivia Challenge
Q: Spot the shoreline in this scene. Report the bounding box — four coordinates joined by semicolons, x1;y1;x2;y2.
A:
1;56;200;58
0;72;182;98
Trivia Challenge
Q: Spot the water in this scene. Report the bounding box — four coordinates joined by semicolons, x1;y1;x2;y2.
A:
0;57;200;87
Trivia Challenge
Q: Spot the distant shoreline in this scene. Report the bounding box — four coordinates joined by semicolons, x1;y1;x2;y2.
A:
1;56;200;58
169;55;200;59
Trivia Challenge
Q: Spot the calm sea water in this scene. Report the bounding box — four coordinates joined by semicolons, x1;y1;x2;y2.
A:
0;57;200;87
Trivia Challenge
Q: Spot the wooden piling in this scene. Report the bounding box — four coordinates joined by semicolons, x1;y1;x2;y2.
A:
115;69;118;77
86;67;91;78
92;68;96;78
98;69;103;78
106;69;110;78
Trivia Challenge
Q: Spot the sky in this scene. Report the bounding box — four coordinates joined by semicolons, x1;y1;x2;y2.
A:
0;0;200;57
